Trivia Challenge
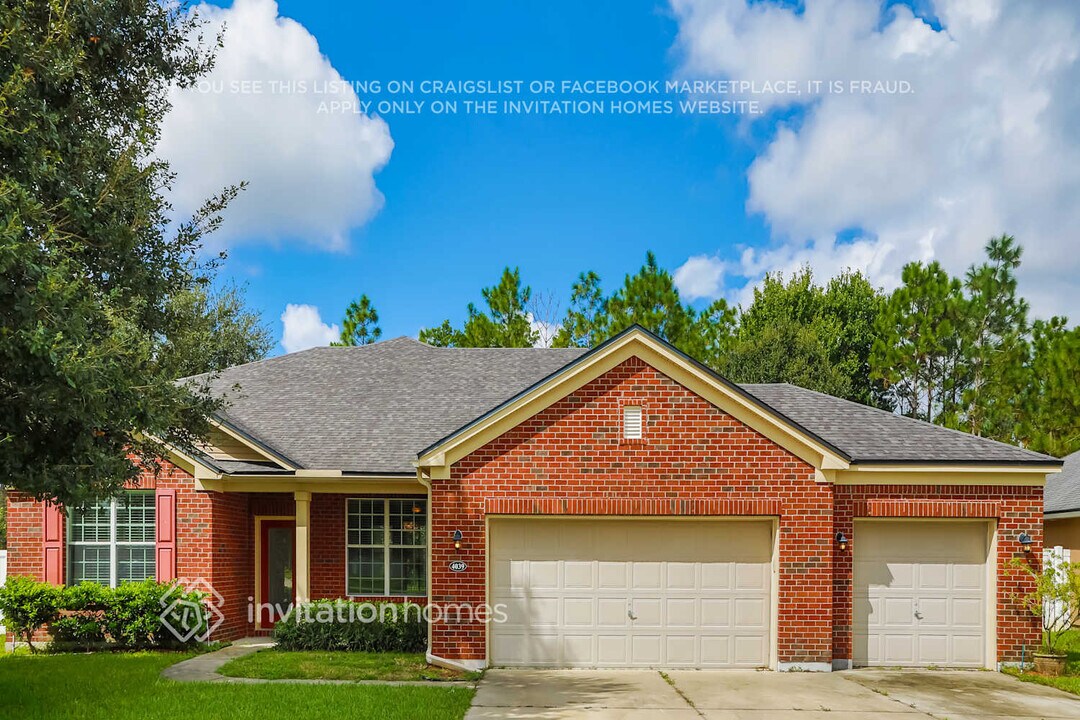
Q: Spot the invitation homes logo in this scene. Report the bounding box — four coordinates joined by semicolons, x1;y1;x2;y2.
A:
159;578;226;643
248;600;510;626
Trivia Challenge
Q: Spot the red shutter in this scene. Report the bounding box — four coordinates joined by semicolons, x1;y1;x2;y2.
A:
155;488;177;583
43;503;64;585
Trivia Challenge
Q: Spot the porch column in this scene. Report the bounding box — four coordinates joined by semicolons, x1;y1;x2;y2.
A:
294;491;311;603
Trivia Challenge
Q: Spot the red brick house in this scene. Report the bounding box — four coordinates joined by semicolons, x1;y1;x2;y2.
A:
5;327;1062;670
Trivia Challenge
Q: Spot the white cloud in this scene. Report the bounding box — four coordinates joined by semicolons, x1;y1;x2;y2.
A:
159;0;393;250
674;255;727;301
671;0;1080;318
280;304;339;353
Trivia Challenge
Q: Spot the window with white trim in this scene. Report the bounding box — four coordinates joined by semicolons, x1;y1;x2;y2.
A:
67;491;156;586
623;405;643;439
346;498;426;596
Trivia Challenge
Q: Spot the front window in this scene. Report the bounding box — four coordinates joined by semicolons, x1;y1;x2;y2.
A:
346;498;426;596
67;491;156;586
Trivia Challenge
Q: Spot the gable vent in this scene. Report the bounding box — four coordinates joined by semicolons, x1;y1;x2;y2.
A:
623;405;643;439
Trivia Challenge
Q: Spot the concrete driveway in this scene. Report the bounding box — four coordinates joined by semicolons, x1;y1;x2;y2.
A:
466;668;1080;719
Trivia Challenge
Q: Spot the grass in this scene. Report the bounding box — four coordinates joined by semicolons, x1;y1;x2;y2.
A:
1003;629;1080;696
0;651;476;720
219;649;482;682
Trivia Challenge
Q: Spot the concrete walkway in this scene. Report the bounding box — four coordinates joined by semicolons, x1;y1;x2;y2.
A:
161;638;475;687
466;668;1080;720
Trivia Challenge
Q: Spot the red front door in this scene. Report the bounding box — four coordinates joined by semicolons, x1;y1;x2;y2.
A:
259;519;296;627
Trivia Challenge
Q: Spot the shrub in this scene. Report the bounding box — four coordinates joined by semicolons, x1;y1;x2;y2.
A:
101;579;208;649
0;576;62;651
0;575;210;652
272;600;427;652
50;583;111;650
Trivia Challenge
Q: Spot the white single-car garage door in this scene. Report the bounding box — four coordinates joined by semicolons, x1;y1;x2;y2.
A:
489;518;773;668
853;520;991;668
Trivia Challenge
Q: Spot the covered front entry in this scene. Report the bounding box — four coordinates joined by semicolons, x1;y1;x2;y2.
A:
256;517;296;627
489;517;774;668
853;519;992;668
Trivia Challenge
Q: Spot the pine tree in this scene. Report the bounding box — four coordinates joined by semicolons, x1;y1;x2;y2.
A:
334;295;382;346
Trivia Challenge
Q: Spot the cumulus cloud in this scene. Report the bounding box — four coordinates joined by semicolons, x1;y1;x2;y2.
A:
280;304;339;353
673;255;727;301
671;0;1080;317
159;0;393;250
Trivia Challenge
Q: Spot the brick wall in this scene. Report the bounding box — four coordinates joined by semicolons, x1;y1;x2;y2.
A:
833;484;1042;664
4;461;256;642
431;356;830;663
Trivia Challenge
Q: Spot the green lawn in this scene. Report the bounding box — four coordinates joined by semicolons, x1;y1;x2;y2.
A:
0;651;476;720
219;649;481;682
1004;629;1080;696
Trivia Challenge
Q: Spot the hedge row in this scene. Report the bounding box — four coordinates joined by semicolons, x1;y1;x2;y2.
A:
272;600;427;652
0;576;210;651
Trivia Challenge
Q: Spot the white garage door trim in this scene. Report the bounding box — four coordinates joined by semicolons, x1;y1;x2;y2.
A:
486;515;779;669
852;519;997;669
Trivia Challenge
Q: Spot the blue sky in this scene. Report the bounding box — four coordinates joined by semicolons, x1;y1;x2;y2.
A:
164;0;1080;353
217;0;767;348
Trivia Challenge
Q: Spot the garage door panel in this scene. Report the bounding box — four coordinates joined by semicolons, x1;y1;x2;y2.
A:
733;635;768;665
854;521;989;668
883;598;915;626
701;597;731;627
918;564;948;589
701;635;731;664
735;563;768;590
952;598;983;626
884;634;915;664
563;635;593;664
597;598;629;627
563;598;594;626
701;563;734;590
667;563;697;589
490;519;773;668
564;561;594;588
918;597;949;625
632;562;662;589
598;635;629;664
952;634;983;664
632;635;662;665
734;597;768;626
666;598;697;627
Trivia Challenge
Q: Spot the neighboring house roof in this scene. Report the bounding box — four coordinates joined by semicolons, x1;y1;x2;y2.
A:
1045;451;1080;514
183;331;1058;475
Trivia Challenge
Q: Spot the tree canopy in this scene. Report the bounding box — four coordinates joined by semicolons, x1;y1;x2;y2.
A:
0;1;266;506
420;268;538;347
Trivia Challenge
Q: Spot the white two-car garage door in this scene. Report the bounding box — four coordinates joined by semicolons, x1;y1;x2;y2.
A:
489;518;773;668
853;520;991;668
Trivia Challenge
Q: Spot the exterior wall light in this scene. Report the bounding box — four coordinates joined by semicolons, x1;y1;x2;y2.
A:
835;531;848;552
453;529;463;550
1018;532;1033;552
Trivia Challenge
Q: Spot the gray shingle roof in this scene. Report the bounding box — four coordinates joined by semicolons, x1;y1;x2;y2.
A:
741;383;1056;465
1045;451;1080;513
187;335;1058;475
197;338;587;473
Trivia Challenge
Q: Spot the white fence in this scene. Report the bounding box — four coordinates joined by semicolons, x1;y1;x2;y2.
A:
1044;546;1072;630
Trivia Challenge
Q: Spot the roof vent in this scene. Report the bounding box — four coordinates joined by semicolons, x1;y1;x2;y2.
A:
623;405;643;440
